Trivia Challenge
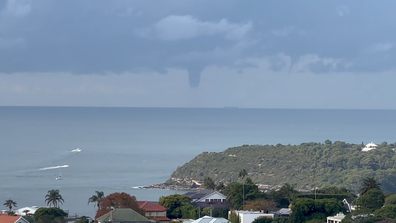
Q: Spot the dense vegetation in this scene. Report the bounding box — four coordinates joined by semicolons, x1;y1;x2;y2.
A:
168;140;396;193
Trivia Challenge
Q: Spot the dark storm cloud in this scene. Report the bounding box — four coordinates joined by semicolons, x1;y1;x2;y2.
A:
1;0;396;87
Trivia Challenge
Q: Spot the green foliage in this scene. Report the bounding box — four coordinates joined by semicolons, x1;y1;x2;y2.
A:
45;189;64;207
34;207;67;223
296;194;354;201
3;199;17;212
228;211;240;223
251;217;273;223
168;142;396;193
180;204;198;219
269;184;299;208
224;181;263;209
359;177;381;196
159;194;192;219
203;177;216;190
374;205;396;219
304;219;326;223
385;194;396;206
354;189;385;210
271;217;288;223
88;191;104;210
289;198;345;223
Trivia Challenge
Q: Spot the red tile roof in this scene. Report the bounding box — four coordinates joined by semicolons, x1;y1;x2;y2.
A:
0;215;23;223
137;201;167;212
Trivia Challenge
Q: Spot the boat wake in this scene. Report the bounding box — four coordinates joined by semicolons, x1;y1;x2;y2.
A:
39;165;69;171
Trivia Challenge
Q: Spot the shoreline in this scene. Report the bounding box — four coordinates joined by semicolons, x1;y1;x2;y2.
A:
142;183;197;191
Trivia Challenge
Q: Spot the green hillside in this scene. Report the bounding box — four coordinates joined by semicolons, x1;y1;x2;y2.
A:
167;141;396;193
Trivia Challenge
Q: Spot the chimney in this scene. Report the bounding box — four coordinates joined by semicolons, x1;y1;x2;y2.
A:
110;210;113;221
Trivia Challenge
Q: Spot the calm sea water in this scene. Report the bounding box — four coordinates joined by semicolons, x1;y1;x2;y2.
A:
1;106;395;218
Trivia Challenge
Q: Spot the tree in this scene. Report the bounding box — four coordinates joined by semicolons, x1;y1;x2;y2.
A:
243;199;277;213
374;205;396;220
88;191;104;210
95;192;143;219
203;177;216;190
216;182;226;193
239;169;248;210
385;194;396;206
228;210;240;223
224;181;262;210
251;217;273;223
354;188;385;210
289;198;345;223
159;194;192;219
34;207;68;223
45;189;64;208
359;177;381;196
3;199;17;213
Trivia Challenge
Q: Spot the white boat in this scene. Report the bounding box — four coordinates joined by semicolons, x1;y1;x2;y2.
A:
71;148;81;152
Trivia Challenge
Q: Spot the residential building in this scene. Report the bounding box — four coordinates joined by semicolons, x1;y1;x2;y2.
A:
95;208;152;223
362;142;378;152
0;214;30;223
137;201;170;222
230;210;274;223
184;190;231;209
14;206;40;216
327;213;345;223
191;215;229;223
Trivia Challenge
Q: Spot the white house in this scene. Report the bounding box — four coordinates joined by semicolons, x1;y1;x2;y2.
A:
326;213;345;223
230;210;274;223
14;206;40;216
361;142;378;152
184;190;231;209
191;215;229;223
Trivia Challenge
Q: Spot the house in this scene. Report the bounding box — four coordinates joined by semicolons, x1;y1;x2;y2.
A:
326;212;345;223
273;208;291;217
0;214;30;223
95;208;152;223
362;142;378;152
14;206;40;216
342;198;356;212
191;215;229;223
184;190;231;209
137;201;170;222
230;210;274;223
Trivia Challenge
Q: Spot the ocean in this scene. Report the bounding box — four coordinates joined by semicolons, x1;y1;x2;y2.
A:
1;106;395;218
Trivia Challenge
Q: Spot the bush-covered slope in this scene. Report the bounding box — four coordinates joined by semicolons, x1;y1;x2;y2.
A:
168;141;396;193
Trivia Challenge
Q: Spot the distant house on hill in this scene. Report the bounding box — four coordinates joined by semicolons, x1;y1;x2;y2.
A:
191;215;229;223
95;208;152;223
0;214;30;223
184;190;231;209
137;201;170;222
326;212;345;223
230;210;274;223
361;142;378;152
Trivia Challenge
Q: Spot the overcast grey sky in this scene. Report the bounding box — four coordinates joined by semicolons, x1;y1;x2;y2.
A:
1;0;395;109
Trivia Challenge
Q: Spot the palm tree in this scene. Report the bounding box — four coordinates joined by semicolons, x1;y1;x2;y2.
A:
239;169;248;210
3;199;17;213
88;191;104;210
359;177;381;196
45;189;64;207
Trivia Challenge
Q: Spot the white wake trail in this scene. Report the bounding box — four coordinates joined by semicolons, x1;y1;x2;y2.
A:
39;165;69;171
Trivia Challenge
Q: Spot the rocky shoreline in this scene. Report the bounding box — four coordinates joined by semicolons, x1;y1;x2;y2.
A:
142;183;198;191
